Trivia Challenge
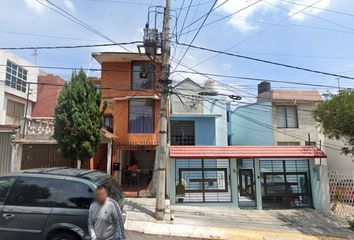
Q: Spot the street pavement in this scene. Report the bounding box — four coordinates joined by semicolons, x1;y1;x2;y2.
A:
127;231;200;239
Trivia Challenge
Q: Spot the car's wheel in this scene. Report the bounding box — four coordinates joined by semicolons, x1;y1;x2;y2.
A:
50;232;79;240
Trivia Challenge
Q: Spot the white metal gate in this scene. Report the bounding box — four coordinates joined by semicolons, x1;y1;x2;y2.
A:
0;132;12;174
329;170;354;217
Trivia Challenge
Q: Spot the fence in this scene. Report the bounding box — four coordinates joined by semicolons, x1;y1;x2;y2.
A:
328;170;354;217
120;170;154;197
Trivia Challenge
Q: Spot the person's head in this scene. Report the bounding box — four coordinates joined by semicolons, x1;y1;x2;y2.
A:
95;185;108;205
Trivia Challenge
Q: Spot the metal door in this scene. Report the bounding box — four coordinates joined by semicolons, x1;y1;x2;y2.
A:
239;169;255;198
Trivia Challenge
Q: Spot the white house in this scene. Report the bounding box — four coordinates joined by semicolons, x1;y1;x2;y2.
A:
0;50;39;126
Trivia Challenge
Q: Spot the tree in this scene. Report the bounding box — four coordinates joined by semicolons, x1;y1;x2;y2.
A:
313;90;354;155
54;70;106;168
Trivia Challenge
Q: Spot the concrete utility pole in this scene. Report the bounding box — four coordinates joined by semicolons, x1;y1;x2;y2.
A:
155;0;171;220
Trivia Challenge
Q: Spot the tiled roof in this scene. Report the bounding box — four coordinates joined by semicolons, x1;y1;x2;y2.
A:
258;90;323;102
170;145;326;159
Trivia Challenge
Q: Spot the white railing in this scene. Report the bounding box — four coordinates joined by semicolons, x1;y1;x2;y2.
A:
24;117;55;136
329;169;354;218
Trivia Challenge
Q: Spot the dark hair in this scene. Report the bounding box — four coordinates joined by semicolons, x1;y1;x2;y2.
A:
96;185;107;191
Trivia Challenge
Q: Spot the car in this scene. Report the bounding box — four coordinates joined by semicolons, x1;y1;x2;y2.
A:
0;167;125;240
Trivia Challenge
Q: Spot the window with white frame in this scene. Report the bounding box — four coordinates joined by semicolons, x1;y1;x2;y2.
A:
5;60;28;93
276;106;298;128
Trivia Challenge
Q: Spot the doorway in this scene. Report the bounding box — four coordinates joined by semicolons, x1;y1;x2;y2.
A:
237;159;256;208
239;169;255;197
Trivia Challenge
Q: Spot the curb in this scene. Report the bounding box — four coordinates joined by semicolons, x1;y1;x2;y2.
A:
125;220;353;240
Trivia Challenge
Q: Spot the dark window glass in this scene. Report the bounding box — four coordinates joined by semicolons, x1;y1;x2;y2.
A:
131;61;155;90
0;177;16;204
171;120;195;145
56;181;94;209
305;141;317;146
105;178;124;204
276;106;299;128
5;60;27;93
129;99;154;133
7;177;60;207
104;116;113;133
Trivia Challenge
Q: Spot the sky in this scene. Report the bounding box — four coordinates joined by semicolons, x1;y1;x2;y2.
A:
1;0;354;101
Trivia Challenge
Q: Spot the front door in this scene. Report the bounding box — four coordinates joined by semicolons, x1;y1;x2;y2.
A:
239;169;255;198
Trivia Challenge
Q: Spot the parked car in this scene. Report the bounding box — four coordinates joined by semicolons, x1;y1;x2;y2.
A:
0;168;125;240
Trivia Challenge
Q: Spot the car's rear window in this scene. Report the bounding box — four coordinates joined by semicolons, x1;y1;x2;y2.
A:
105;178;124;205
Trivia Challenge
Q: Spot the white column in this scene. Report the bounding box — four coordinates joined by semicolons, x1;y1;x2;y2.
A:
11;143;22;172
106;139;112;175
254;158;263;210
230;158;239;208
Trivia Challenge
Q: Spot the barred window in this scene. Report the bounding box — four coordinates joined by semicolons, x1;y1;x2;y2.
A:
171;120;195;145
5;60;28;93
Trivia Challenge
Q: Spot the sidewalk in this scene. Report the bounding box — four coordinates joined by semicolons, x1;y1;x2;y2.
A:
124;198;354;240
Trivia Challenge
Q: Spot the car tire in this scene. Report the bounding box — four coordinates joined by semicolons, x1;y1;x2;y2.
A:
50;232;79;240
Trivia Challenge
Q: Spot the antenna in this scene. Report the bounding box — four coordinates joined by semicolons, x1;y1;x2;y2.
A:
31;49;38;65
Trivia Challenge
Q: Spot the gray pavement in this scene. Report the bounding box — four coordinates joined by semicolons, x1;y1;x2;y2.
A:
127;231;201;239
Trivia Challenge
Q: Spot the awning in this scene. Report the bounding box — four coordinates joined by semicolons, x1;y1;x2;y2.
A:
170;146;326;159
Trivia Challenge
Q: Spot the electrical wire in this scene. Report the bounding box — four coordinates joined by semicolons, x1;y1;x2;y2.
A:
34;0;132;52
0;41;142;50
173;44;354;80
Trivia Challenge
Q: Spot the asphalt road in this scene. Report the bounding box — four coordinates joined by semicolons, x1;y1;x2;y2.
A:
127;231;200;239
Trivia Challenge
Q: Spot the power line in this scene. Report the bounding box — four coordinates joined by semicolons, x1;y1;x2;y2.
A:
173;0;263;39
173;0;331;77
173;91;344;151
34;0;131;52
0;41;141;50
0;30;104;42
173;0;220;72
278;0;354;18
174;43;354;80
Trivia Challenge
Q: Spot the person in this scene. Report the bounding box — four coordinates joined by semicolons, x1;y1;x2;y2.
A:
88;185;126;240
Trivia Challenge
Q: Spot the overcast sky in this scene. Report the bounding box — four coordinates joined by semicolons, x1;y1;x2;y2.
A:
1;0;354;100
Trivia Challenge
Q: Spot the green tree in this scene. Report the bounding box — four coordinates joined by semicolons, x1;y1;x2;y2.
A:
54;70;106;168
313;90;354;155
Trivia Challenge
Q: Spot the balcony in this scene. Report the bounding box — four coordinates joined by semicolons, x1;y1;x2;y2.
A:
20;117;55;140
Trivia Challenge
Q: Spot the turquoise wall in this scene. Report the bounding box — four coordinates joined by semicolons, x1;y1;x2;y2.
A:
170;116;216;145
230;101;273;146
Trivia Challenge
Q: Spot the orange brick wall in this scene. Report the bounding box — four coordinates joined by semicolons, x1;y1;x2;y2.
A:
32;75;65;117
100;61;161;147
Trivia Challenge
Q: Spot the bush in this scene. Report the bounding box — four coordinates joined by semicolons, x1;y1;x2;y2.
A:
348;219;354;231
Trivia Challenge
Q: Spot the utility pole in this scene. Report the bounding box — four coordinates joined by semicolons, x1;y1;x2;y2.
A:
155;0;170;220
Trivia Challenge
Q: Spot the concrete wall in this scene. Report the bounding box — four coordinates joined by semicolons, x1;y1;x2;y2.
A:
171;79;203;114
0;50;39;124
272;102;320;145
170;116;216;145
203;96;228;146
324;137;354;171
310;160;330;213
230;101;273;146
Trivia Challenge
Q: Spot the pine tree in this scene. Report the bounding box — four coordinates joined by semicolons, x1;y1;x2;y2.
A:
54;70;106;168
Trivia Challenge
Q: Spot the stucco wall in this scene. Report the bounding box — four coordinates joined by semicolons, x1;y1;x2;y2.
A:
170;116;216;145
231;101;273;146
0;50;39;124
272;102;320;145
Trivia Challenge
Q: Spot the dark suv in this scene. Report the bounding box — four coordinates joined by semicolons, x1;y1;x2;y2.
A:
0;168;125;240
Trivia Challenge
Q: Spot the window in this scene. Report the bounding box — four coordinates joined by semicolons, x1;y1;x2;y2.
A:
104;116;113;133
276;106;298;128
129;99;154;133
55;180;94;209
5;60;28;93
131;61;155;90
6;100;25;118
6;177;60;207
277;141;301;146
171;120;195;145
0;177;15;204
175;159;231;203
